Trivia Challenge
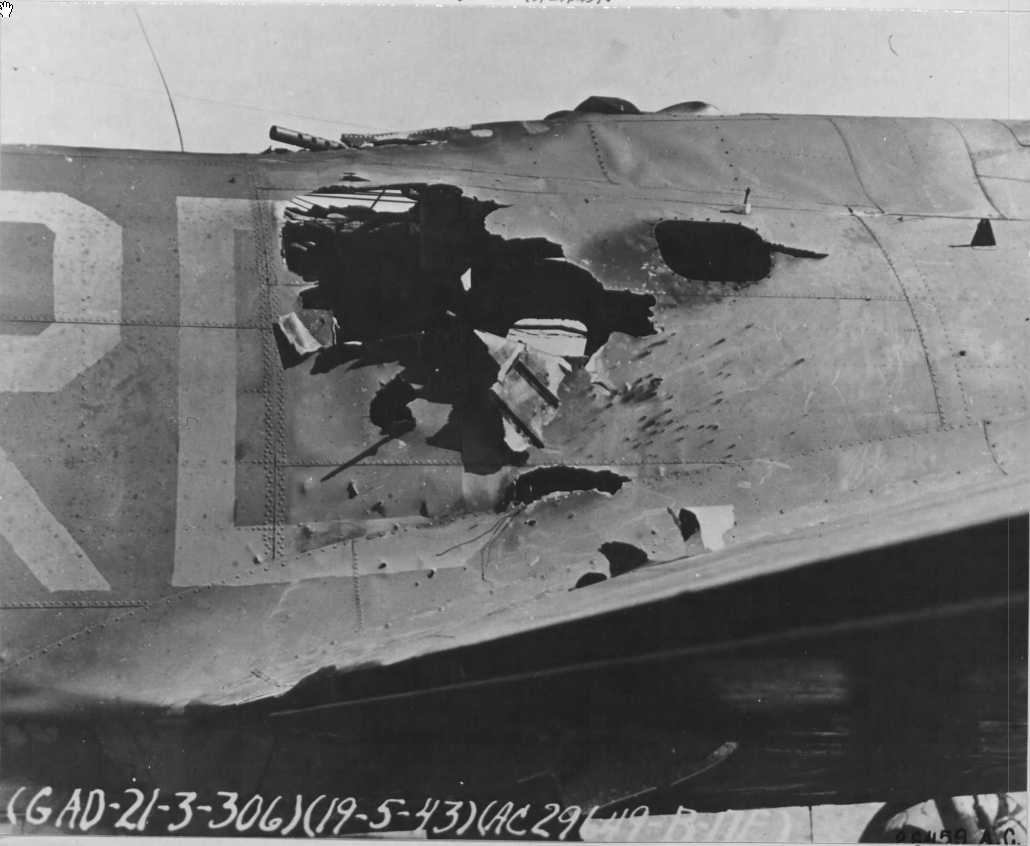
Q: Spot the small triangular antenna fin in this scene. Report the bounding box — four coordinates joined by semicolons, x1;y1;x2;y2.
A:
971;218;996;248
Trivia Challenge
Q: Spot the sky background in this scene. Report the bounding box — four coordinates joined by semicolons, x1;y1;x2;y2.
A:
1;2;1028;153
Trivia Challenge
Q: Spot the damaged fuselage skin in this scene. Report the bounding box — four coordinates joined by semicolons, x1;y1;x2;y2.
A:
1;105;1027;830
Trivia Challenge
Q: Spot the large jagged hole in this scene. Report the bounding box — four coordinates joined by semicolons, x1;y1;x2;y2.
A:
654;220;826;284
280;184;657;471
506;467;630;507
284;184;656;351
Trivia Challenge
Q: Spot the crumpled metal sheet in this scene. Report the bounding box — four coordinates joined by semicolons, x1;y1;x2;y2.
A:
476;330;571;452
507;318;588;358
276;309;336;355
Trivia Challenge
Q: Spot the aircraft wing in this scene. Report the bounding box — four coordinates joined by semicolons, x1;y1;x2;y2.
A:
1;113;1027;725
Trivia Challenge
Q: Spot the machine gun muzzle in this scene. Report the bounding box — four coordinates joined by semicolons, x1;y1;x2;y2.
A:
269;126;347;151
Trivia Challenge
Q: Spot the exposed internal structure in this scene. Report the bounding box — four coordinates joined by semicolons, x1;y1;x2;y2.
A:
280;184;657;473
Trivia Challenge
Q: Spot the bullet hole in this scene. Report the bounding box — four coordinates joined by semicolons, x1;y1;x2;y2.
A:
346;481;359;499
621;375;663;404
677;509;702;542
507;467;630;507
573;572;608;590
378;562;387;570
599;541;649;577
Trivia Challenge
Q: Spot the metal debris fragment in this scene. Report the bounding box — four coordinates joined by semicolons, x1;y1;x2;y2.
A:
269;126;348;151
275;310;336;356
476;331;570;452
507;318;588;358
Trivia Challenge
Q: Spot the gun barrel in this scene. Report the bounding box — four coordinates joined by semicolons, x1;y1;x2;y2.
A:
269;126;347;151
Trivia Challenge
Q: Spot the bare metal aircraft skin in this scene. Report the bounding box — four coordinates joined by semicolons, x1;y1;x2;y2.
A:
1;103;1027;825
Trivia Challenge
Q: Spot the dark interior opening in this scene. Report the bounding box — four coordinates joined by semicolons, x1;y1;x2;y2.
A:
599;541;649;577
678;509;701;542
654;220;772;283
572;572;609;590
507;467;630;507
285;184;656;353
280;183;657;473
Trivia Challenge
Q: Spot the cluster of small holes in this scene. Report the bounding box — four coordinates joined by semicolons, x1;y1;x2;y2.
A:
3;416;990;672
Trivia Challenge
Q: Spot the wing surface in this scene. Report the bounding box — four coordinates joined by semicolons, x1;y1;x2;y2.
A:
1;115;1027;716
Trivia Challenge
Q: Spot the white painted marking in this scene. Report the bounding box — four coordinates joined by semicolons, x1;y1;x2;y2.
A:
173;197;255;587
0;191;122;392
0;444;110;591
174;198;353;587
0;191;119;591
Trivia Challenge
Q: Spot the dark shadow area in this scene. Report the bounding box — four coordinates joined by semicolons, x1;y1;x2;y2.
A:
5;516;1024;835
263;515;1027;756
320;435;393;483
